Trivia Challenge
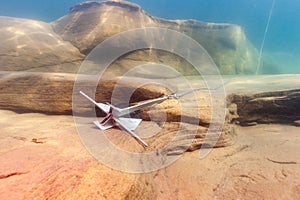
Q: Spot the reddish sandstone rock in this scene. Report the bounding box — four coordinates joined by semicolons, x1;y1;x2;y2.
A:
0;110;138;200
0;110;299;199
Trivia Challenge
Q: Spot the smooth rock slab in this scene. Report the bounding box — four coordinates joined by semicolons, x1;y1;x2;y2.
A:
0;110;299;199
0;16;84;73
0;110;138;200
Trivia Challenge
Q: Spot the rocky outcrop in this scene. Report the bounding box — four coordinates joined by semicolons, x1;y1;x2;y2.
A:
158;19;258;74
1;71;299;133
228;89;300;125
0;71;168;114
0;1;258;75
52;0;258;74
1;72;299;149
224;74;300;125
0;71;233;151
0;16;84;73
52;1;157;55
0;71;216;125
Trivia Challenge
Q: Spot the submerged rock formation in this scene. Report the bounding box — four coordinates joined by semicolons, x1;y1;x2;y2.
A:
0;16;84;73
0;71;233;151
225;75;300;125
0;1;258;75
52;1;157;55
0;71;168;114
52;0;258;74
228;89;300;125
1;2;299;199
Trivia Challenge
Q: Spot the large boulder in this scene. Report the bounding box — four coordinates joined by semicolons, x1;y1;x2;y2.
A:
0;16;84;73
52;1;157;55
52;0;258;75
0;71;168;114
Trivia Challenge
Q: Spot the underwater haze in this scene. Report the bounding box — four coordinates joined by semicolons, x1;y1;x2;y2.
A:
0;0;299;74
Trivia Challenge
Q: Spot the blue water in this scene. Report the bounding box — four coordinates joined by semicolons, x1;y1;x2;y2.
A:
0;0;299;74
